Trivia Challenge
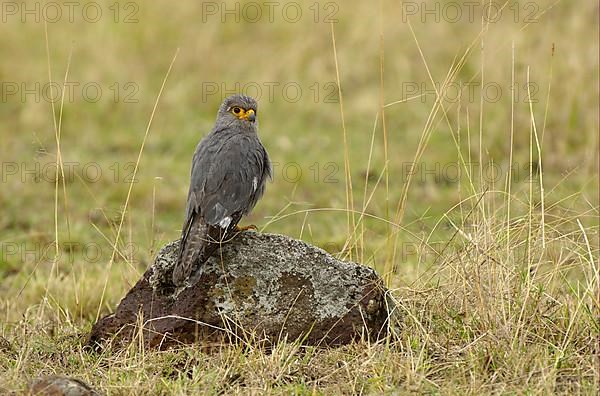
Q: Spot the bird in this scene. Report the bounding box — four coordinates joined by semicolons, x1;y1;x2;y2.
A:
172;94;271;286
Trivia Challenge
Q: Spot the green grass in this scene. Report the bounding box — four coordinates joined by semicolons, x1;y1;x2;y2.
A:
0;0;598;394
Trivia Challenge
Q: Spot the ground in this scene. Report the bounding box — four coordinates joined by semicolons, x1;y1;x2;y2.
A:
0;1;598;394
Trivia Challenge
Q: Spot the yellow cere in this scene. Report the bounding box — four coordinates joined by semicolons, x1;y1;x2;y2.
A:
242;108;255;120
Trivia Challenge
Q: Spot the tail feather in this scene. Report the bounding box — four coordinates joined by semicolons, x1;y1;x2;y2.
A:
173;216;220;286
172;212;244;286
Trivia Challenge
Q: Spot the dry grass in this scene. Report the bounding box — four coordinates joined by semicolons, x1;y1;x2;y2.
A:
0;0;598;394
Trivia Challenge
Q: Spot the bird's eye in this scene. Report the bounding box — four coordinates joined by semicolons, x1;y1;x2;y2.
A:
232;107;242;114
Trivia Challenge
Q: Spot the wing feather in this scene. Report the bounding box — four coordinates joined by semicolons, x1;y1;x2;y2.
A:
173;131;270;286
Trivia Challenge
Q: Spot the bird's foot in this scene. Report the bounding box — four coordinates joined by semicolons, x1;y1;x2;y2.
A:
235;224;258;232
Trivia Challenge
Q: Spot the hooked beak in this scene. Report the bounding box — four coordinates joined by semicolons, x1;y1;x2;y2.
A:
246;109;256;122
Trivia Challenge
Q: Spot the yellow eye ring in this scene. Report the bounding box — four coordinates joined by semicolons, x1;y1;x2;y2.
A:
232;107;242;114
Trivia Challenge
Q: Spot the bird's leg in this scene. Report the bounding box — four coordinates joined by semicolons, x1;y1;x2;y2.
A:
235;224;258;232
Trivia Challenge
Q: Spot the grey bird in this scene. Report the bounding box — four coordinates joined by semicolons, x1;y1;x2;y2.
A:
173;94;271;286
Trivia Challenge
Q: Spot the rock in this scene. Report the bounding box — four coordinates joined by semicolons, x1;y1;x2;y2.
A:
27;376;100;395
88;232;390;349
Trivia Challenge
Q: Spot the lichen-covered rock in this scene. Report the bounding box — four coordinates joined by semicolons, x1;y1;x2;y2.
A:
88;232;390;349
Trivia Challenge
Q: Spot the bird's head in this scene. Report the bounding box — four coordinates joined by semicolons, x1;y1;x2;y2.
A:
216;94;258;130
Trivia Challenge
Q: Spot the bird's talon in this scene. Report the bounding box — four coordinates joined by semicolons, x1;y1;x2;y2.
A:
235;224;257;232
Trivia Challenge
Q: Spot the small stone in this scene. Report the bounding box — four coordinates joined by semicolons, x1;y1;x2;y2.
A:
88;232;392;349
28;376;100;396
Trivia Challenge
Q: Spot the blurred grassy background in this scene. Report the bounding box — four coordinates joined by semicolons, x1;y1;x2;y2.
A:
0;0;598;393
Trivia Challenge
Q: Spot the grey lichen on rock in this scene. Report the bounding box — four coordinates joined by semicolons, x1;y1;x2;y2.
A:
88;231;392;349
